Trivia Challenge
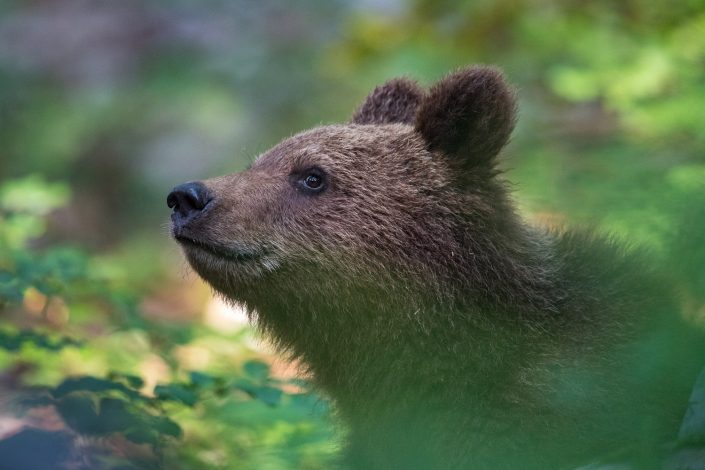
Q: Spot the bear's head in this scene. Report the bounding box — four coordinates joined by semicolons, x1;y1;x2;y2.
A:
168;66;521;316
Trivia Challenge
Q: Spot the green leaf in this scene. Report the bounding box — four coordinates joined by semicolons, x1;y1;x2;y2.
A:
679;367;705;445
0;330;23;351
253;386;282;407
108;372;145;389
123;427;158;446
55;395;101;435
235;381;283;407
0;330;80;352
154;383;198;407
189;371;216;388
243;360;270;381
52;376;139;400
97;398;140;434
0;276;26;303
149;415;182;438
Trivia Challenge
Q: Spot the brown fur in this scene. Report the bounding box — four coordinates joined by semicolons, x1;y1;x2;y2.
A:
417;66;517;172
352;78;424;125
169;66;703;469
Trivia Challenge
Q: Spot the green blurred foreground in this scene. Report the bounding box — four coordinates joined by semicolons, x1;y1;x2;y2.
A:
1;1;705;468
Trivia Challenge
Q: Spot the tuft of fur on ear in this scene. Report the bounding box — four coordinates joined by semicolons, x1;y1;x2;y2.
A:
415;66;517;169
352;78;424;125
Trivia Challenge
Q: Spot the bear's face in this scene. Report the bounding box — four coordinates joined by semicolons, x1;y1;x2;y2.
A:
173;124;453;299
169;66;517;305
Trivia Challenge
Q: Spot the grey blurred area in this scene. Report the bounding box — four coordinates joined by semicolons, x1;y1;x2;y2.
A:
0;0;352;245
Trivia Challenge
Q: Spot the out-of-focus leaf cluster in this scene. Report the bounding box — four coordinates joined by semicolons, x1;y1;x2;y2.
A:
0;176;75;303
0;176;336;469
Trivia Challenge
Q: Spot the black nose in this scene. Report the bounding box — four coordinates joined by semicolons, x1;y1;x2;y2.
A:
167;182;212;220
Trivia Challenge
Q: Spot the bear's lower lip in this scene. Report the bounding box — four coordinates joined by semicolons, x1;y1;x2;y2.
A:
175;236;264;262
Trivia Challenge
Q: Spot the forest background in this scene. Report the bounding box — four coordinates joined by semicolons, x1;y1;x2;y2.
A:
1;1;704;468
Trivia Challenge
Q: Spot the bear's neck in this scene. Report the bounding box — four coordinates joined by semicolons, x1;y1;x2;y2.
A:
245;218;561;412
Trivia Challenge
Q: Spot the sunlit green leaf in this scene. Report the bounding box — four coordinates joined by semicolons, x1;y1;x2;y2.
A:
0;175;70;216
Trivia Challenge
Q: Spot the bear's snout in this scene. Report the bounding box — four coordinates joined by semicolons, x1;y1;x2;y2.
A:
167;181;212;230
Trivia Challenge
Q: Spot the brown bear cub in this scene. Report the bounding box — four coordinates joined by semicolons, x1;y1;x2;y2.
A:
168;66;703;469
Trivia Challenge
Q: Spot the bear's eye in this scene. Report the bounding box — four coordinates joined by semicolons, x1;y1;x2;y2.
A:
303;174;322;189
292;167;326;194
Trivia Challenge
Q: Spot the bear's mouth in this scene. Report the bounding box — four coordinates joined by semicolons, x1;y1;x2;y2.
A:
175;235;265;262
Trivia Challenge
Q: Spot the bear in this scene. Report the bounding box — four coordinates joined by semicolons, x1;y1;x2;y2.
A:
167;66;704;469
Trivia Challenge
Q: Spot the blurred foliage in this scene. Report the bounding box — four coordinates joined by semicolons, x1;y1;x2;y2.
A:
0;0;704;468
0;176;336;469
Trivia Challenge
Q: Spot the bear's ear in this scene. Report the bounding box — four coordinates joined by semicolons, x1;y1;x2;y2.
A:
351;78;424;125
415;66;517;169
